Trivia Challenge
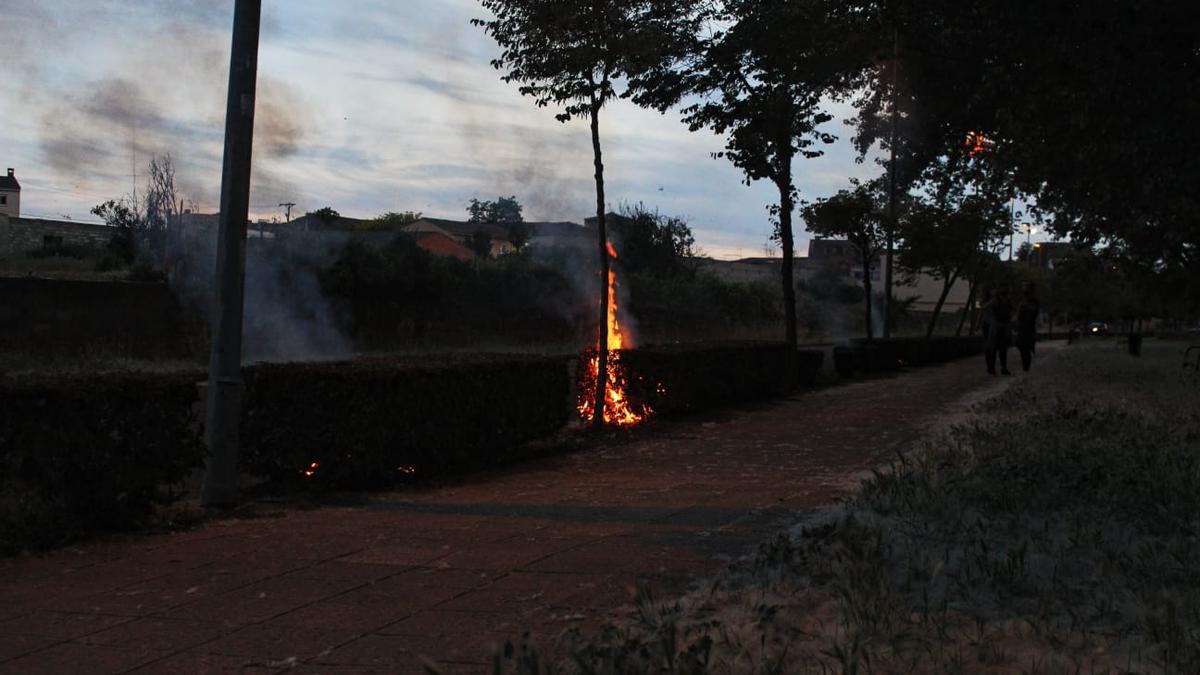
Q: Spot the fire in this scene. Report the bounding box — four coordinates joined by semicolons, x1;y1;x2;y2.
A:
578;241;651;426
964;130;994;156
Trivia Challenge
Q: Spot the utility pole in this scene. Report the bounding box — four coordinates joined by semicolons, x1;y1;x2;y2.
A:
279;202;295;223
201;0;263;508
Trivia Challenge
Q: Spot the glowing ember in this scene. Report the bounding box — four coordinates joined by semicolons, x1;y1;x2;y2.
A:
300;461;319;478
577;241;652;426
964;130;994;156
397;465;417;475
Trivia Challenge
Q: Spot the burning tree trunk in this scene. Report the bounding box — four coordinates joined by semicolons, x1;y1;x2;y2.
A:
589;97;610;430
578;242;649;426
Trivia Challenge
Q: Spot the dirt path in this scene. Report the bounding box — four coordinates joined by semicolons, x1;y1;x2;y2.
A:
0;352;1033;674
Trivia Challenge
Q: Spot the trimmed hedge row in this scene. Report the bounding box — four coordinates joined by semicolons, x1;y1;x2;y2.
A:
583;343;823;417
834;336;985;377
1;342;824;551
240;354;571;488
0;371;206;554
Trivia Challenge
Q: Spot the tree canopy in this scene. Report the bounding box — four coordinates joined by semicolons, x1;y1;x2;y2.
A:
467;196;524;224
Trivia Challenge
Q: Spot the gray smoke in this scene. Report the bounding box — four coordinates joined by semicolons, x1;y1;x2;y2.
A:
171;224;353;363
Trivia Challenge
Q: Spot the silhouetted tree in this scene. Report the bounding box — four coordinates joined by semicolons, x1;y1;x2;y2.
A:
467;196;524;224
475;0;701;427
631;0;863;348
803;180;887;340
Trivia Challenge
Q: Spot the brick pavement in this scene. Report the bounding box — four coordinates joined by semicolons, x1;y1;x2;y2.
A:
0;354;1019;674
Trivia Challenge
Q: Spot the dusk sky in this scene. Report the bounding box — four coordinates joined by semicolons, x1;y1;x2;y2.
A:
1;0;889;259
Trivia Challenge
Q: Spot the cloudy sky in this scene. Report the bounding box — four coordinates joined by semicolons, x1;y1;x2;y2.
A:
1;0;885;259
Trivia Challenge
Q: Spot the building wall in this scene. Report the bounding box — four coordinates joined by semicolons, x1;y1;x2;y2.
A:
0;189;18;218
0;216;114;256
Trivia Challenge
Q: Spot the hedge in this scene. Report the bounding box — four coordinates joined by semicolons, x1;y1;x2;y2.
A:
579;342;819;418
835;336;986;377
1;343;824;550
239;354;571;489
0;371;206;554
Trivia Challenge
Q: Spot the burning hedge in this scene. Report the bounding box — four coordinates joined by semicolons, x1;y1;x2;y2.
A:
577;342;815;419
239;354;571;488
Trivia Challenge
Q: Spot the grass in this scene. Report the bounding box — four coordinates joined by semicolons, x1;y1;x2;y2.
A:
483;341;1200;674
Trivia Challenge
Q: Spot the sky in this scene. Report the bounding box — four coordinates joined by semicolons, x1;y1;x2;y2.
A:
1;0;893;259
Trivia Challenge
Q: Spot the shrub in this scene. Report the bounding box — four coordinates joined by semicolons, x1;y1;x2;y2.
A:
0;371;206;554
239;354;572;489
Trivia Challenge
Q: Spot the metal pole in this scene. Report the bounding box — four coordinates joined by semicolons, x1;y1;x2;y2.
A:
202;0;262;507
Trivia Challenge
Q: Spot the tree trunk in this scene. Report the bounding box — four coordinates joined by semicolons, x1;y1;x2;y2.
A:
926;271;958;339
590;101;609;430
883;26;899;339
862;248;874;341
777;156;798;349
956;279;976;336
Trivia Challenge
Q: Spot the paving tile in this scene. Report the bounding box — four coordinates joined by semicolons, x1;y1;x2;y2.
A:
315;633;504;668
0;641;163;675
79;617;226;654
0;610;130;640
160;575;366;627
0;632;62;664
125;649;284;674
378;609;518;637
199;623;358;661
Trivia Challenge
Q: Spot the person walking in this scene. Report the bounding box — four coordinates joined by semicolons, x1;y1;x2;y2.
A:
983;286;1013;375
1015;282;1040;371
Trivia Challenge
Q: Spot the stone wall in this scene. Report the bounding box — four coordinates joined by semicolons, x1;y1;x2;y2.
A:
0;216;114;256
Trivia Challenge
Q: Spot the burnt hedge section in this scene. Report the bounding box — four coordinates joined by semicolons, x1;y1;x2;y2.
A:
592;342;818;417
239;354;571;489
0;371;206;554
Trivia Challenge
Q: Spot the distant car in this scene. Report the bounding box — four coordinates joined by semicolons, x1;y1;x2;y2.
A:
1087;322;1110;335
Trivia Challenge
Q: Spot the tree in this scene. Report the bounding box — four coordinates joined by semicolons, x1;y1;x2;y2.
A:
468;229;493;259
632;0;863;348
611;202;696;277
475;0;700;427
91;199;143;265
307;207;340;230
826;1;1200;314
899;154;1009;337
356;211;422;231
467;196;524;224
802;180;887;340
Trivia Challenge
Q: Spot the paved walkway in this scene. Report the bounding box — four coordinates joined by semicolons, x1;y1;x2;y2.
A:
0;355;1016;674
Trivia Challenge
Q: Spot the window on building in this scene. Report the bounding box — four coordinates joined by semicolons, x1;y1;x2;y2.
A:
1;195;7;205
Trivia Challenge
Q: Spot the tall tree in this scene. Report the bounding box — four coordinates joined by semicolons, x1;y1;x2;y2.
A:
802;180;887;340
475;0;699;428
467;195;524;224
899;153;1010;337
632;0;863;348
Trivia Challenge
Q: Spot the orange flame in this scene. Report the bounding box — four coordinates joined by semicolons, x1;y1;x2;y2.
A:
964;130;993;157
578;241;650;426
